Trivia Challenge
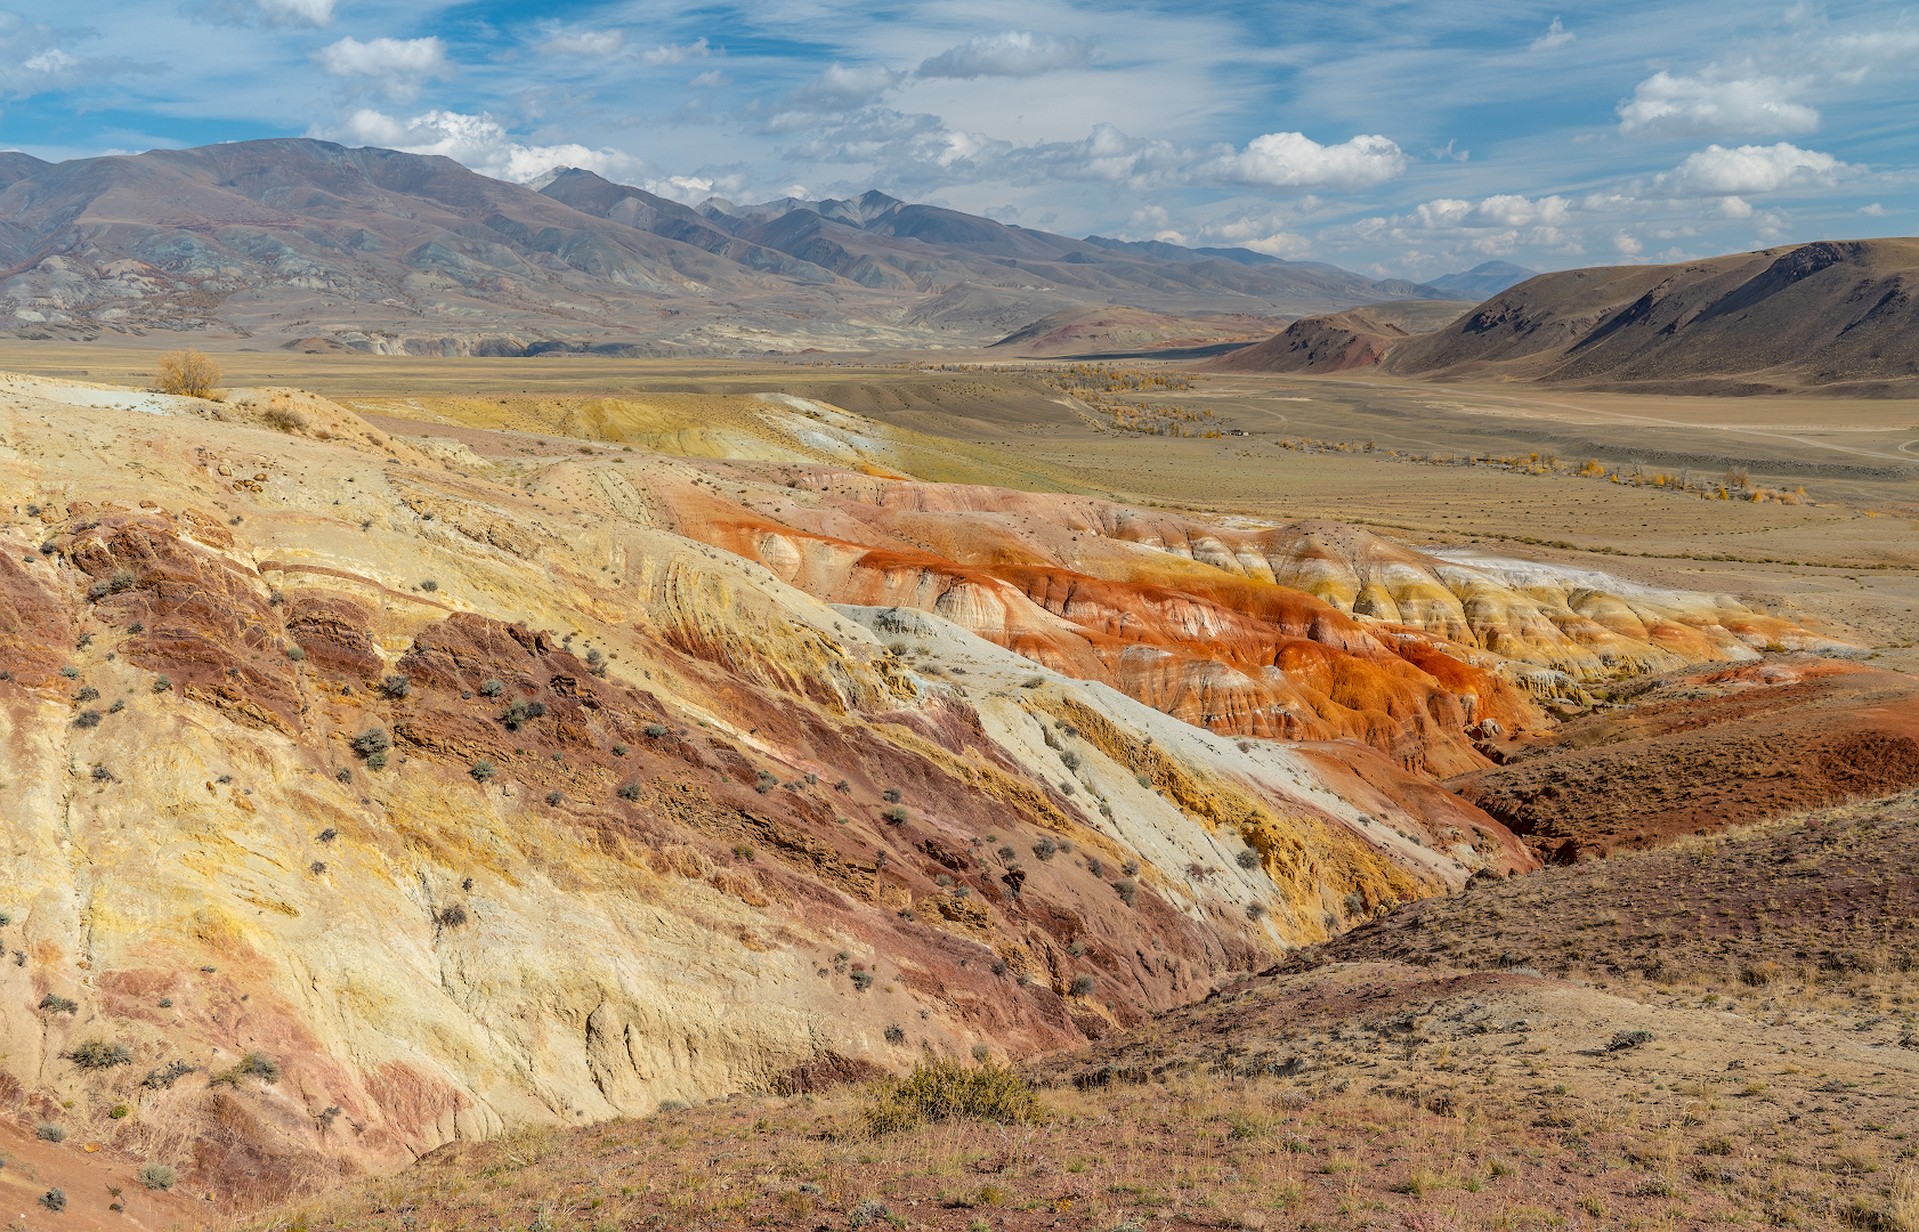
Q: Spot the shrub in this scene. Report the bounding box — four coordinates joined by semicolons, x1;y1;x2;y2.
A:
109;1103;129;1118
153;675;172;693
139;1162;178;1191
154;349;221;398
351;727;390;759
235;1051;281;1083
545;790;564;806
142;1060;196;1089
498;699;547;730
478;678;504;698
378;674;410;699
850;969;875;991
285;644;306;661
1059;751;1080;771
1114;879;1137;906
883;1024;906;1044
41;1188;66;1212
1069;974;1096;997
882;787;903;803
881;806;908;825
1236;849;1261;870
36;1122;66;1142
470;760;496;782
863;1060;1039;1134
1032;837;1058;861
39;993;78;1013
67;1040;133;1069
617;782;642;801
74;709;102;728
644;724;669;738
419;580;439;592
261;405;305;433
436;904;468;929
755;770;778;794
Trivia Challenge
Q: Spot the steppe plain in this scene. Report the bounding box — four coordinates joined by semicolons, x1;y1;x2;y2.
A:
1;341;1916;1231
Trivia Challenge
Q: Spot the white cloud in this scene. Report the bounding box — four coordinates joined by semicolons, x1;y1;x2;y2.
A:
258;0;332;24
1618;71;1819;137
540;28;623;59
317;108;650;185
1208;132;1406;190
689;69;726;89
641;38;711;67
315;37;450;102
1661;142;1845;196
785;63;907;115
22;47;74;74
1613;232;1644;256
1529;18;1574;52
192;0;333;27
917;32;1093;79
1860;202;1888;216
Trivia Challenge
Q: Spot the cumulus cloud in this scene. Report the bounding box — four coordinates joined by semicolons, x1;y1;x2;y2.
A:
0;16;142;94
1529;18;1573;52
1661;142;1845;195
317;108;650;184
1618;71;1819;137
917;32;1093;79
315;36;450;102
1207;132;1406;190
784;62;907;116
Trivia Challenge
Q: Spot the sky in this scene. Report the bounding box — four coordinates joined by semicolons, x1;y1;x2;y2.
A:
1;0;1913;279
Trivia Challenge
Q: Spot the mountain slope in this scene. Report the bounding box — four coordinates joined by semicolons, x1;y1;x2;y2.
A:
1424;259;1534;300
1387;239;1919;393
0;137;1451;353
1202;301;1473;373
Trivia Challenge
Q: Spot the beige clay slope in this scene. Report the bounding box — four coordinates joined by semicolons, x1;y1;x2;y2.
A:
0;372;1538;1217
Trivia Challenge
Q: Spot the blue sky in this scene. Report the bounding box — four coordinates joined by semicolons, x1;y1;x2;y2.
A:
2;0;1913;278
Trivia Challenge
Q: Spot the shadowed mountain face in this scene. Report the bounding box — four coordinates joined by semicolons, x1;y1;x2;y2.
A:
0;140;1430;354
1386;239;1919;393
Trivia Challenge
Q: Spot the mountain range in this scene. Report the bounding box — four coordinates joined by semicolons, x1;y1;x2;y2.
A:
0;138;1477;356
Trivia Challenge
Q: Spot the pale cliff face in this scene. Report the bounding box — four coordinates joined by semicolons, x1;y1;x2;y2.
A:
0;374;1817;1209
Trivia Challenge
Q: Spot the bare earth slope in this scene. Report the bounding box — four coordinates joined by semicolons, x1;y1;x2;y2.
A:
1387;238;1919;394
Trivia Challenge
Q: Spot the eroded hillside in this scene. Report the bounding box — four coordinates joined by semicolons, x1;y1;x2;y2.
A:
0;371;1864;1216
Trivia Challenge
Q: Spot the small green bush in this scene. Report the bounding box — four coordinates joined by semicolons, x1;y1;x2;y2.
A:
378;674;411;699
38;993;78;1014
1236;848;1261;870
138;1162;178;1191
881;806;908;825
36;1122;65;1141
478;678;504;698
617;782;643;800
1069;974;1096;997
351;727;390;758
864;1060;1040;1134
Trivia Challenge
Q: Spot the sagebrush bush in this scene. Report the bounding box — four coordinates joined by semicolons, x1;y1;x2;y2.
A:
863;1060;1040;1134
67;1040;132;1069
138;1162;178;1191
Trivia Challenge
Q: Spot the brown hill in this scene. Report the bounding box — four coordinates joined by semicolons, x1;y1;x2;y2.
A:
1387;238;1919;393
1204;301;1471;373
988;306;1276;357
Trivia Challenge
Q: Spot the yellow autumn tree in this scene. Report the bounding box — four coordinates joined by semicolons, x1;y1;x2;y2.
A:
153;349;221;399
